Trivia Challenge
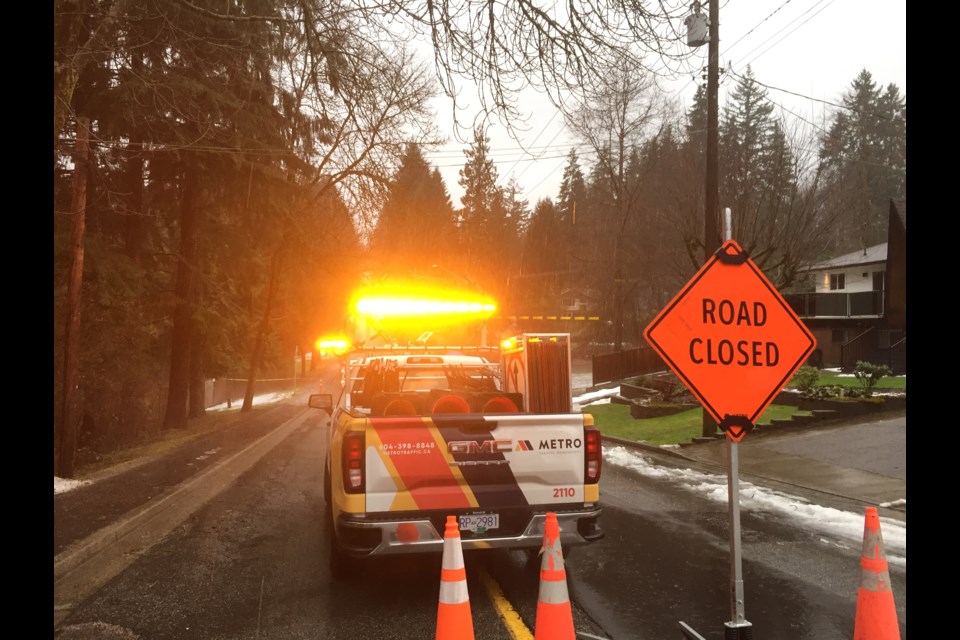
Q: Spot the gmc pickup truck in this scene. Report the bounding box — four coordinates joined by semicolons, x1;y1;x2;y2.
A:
309;335;603;578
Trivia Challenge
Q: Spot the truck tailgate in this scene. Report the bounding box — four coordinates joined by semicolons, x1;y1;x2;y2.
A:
363;413;589;513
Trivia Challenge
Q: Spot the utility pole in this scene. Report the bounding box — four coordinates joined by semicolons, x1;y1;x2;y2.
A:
701;0;721;439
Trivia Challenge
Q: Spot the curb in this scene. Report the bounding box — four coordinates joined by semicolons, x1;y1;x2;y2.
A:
601;434;696;462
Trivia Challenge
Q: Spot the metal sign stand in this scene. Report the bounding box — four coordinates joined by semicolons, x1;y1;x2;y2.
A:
724;435;752;638
721;210;752;639
680;209;753;640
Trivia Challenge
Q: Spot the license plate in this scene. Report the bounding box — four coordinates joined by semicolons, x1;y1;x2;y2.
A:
458;513;499;533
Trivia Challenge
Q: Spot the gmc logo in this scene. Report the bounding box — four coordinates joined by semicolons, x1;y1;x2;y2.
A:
448;440;513;454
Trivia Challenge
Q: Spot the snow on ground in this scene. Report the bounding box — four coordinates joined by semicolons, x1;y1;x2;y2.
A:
55;477;91;495
207;390;293;412
604;446;906;567
572;386;620;406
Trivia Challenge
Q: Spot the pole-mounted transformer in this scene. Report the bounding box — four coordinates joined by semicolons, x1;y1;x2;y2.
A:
685;1;709;47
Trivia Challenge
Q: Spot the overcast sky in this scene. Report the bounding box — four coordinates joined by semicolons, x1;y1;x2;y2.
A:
424;0;907;207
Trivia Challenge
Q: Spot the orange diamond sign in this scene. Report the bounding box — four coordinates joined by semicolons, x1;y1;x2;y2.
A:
644;240;816;441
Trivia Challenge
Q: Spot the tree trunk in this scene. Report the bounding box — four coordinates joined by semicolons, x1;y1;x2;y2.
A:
124;142;144;261
163;164;202;429
57;116;90;479
124;54;145;262
188;287;206;419
242;249;283;412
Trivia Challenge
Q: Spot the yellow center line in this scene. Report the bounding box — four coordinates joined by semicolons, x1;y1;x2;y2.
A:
478;567;535;640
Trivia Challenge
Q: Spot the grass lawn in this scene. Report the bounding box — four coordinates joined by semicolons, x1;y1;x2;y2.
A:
583;402;808;447
786;369;906;390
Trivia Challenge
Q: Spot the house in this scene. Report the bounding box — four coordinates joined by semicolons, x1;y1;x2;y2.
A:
783;199;906;373
559;287;598;314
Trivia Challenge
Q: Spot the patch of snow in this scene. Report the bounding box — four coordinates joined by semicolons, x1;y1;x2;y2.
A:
603;445;906;565
880;498;906;508
55;476;91;495
573;386;620;406
207;391;292;412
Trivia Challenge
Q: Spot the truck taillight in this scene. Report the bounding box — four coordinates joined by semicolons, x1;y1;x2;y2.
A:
584;425;602;484
342;432;365;493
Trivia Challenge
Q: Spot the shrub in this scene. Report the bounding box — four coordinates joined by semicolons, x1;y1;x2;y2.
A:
852;361;892;396
803;384;843;399
792;366;820;393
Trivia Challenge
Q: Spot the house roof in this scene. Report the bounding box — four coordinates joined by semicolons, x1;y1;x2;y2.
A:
807;243;888;271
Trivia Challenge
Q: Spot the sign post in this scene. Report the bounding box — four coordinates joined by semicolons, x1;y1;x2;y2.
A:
644;238;815;640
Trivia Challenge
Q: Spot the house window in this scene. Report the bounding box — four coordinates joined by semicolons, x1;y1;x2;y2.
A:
829;273;845;290
873;271;885;292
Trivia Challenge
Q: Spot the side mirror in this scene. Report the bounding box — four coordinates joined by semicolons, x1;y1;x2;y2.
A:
308;393;334;415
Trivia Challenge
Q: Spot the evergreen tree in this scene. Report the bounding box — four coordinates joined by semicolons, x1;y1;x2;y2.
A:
457;127;509;295
54;0;437;469
557;149;587;228
555;149;587;275
516;197;564;314
720;66;775;215
819;69;906;252
372;143;457;273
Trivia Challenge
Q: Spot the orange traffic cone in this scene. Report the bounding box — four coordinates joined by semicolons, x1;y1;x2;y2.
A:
534;512;575;640
853;506;900;640
436;516;474;640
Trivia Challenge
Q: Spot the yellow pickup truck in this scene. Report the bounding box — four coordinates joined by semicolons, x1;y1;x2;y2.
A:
309;337;603;579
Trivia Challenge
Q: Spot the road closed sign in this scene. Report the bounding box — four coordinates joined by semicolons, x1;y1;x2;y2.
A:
644;240;816;441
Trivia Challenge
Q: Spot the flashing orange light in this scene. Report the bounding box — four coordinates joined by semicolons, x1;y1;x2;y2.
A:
500;337;517;351
356;298;495;316
350;284;497;322
316;336;350;355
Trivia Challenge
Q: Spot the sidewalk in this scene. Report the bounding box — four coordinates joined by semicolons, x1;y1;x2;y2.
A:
605;408;907;522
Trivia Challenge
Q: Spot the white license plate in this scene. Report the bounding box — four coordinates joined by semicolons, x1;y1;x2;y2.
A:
458;513;499;533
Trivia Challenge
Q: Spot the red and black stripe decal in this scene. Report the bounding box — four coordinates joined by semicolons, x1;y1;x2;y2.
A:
431;415;529;509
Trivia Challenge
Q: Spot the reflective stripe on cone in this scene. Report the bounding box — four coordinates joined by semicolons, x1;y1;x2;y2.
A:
534;512;575;640
853;506;900;640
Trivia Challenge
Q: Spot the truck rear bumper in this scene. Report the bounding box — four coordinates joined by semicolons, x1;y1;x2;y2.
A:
335;508;603;557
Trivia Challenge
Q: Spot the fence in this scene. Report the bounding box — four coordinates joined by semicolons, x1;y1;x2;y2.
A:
839;329;907;375
591;346;667;386
204;377;300;409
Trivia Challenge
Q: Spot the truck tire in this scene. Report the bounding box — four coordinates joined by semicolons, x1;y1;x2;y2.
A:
323;461;331;507
329;535;353;582
325;503;355;582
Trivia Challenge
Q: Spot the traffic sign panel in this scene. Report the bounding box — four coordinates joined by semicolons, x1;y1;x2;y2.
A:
644;240;816;441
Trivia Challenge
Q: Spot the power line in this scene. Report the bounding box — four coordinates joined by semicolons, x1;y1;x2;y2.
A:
724;0;796;55
513;122;569;188
502;109;562;180
668;0;799;109
728;69;904;122
736;0;836;70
